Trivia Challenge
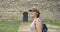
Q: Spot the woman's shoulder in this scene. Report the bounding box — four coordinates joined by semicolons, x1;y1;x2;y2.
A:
35;18;42;24
34;18;42;22
36;18;41;21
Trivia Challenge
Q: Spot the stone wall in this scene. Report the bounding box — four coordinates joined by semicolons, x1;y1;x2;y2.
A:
0;0;60;22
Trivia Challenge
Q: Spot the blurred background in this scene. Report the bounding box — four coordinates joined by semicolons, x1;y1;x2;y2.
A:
0;0;60;32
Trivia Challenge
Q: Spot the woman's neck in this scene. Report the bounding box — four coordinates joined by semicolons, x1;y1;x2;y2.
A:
32;17;37;20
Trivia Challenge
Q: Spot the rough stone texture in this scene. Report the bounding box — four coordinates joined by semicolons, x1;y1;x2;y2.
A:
0;0;60;21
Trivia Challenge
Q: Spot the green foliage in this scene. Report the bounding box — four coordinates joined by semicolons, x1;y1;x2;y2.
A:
0;20;21;32
0;30;17;32
46;20;60;26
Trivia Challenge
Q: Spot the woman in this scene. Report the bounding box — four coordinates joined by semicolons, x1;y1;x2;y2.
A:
28;8;42;32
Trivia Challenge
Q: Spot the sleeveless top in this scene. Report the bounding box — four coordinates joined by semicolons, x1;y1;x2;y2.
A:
30;18;42;32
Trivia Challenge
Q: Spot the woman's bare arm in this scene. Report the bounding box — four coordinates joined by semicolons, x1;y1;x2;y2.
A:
35;20;42;32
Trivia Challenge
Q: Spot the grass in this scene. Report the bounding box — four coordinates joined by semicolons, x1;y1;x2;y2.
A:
0;30;17;32
0;20;20;32
46;20;60;26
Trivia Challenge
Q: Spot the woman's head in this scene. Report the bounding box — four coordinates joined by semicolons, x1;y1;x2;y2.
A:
28;8;40;18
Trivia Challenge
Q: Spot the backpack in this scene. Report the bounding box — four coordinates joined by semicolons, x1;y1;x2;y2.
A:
42;24;48;32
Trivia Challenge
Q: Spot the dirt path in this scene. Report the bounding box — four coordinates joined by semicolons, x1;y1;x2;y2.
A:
46;24;60;32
